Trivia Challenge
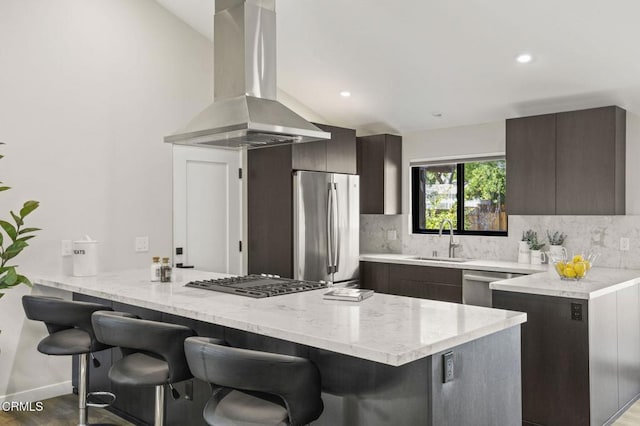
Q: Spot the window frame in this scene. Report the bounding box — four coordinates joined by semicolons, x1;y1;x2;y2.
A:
411;160;508;237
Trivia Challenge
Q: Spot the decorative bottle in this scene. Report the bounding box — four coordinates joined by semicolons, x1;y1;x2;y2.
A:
150;257;161;282
160;257;172;283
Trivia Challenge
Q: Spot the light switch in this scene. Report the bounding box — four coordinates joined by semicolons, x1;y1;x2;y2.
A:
135;236;149;252
620;237;630;251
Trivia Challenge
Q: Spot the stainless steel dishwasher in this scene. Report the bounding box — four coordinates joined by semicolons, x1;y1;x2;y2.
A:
462;270;524;307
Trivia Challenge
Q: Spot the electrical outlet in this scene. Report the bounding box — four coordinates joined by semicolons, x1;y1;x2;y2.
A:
61;240;72;256
571;303;583;321
443;351;454;383
620;237;630;251
387;230;397;241
135;236;149;252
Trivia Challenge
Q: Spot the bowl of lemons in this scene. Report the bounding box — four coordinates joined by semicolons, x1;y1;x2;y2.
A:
552;251;598;281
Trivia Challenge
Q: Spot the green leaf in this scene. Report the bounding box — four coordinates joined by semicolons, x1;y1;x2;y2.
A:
18;227;41;235
3;240;28;261
0;231;2;246
2;268;18;286
0;186;9;192
16;235;35;243
16;275;32;286
0;220;17;241
0;293;4;299
20;200;39;218
11;211;23;227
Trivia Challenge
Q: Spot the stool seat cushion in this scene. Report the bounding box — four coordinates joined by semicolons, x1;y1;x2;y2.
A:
204;389;289;426
109;352;169;386
37;328;92;355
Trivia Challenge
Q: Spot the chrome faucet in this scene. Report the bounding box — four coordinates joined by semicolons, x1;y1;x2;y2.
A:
438;219;461;258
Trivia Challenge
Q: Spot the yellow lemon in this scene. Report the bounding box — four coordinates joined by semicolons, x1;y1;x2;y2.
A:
584;260;591;270
574;262;586;278
555;262;566;275
572;254;584;263
564;265;576;278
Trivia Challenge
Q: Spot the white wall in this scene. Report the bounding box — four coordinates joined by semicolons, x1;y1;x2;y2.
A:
0;0;212;400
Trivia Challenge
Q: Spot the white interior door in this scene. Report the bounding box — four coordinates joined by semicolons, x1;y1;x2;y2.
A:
173;146;242;274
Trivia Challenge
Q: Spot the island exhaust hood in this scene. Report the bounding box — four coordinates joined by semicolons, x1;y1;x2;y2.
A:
164;0;330;149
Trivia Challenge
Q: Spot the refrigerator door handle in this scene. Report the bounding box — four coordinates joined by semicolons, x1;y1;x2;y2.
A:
333;182;340;272
326;184;334;274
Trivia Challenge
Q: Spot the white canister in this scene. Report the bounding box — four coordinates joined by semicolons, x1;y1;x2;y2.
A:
73;239;98;277
518;241;531;264
530;250;548;265
548;245;567;262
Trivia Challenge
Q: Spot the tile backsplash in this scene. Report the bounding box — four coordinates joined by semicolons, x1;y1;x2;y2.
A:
360;214;640;269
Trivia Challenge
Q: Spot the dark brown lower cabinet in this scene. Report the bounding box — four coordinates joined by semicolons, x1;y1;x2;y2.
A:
360;261;462;303
360;261;390;294
493;286;640;426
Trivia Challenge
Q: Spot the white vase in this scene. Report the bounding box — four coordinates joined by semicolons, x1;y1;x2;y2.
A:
530;250;547;265
548;245;567;262
518;241;531;264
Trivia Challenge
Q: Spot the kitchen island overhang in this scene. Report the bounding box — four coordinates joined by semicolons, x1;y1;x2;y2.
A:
33;269;526;425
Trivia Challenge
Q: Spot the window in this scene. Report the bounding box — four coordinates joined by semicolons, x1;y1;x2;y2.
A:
411;158;507;235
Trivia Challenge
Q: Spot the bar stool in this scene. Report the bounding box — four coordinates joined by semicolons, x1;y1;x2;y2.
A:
184;336;324;426
91;311;196;426
22;295;114;426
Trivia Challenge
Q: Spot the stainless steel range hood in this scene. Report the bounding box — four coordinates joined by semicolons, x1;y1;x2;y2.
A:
165;0;330;149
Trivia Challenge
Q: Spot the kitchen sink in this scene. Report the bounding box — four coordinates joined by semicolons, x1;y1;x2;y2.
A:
409;256;471;263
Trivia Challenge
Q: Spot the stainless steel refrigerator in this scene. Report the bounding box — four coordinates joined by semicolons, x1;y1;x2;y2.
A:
293;171;359;285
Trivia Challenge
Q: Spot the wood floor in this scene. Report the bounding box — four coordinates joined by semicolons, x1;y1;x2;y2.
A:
0;394;133;426
614;398;640;425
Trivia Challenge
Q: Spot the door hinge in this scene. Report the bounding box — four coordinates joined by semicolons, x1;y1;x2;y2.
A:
238;168;243;179
239;241;242;252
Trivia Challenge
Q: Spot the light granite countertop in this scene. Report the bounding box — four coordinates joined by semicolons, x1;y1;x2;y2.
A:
360;253;548;274
34;269;526;367
490;267;640;300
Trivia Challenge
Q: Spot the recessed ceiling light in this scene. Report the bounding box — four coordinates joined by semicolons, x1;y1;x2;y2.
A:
516;53;533;64
339;91;351;98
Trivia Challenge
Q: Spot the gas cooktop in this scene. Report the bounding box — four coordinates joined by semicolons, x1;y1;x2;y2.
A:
184;274;328;298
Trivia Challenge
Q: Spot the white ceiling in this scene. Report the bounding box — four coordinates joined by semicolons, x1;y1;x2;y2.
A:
154;0;640;135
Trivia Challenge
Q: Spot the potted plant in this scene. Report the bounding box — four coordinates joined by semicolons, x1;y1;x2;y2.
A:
528;233;547;265
546;230;567;261
518;230;535;264
0;146;40;299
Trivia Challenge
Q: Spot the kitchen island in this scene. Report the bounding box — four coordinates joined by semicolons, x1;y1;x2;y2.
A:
491;267;640;426
34;269;526;425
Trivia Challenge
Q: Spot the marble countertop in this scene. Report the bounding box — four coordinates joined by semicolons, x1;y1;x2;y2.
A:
360;253;548;274
34;269;526;367
490;267;640;300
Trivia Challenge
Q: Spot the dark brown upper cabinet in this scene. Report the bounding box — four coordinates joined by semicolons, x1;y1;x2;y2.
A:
506;114;557;215
357;134;402;214
506;106;625;215
555;107;625;215
291;123;357;174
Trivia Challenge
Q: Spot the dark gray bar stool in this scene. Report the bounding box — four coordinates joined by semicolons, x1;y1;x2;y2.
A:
91;311;196;426
22;295;114;426
184;336;324;426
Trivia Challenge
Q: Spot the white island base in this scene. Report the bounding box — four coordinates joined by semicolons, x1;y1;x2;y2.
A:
34;269;526;425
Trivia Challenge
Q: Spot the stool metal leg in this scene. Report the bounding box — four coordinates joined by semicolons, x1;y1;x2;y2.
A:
78;353;88;426
154;384;165;426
